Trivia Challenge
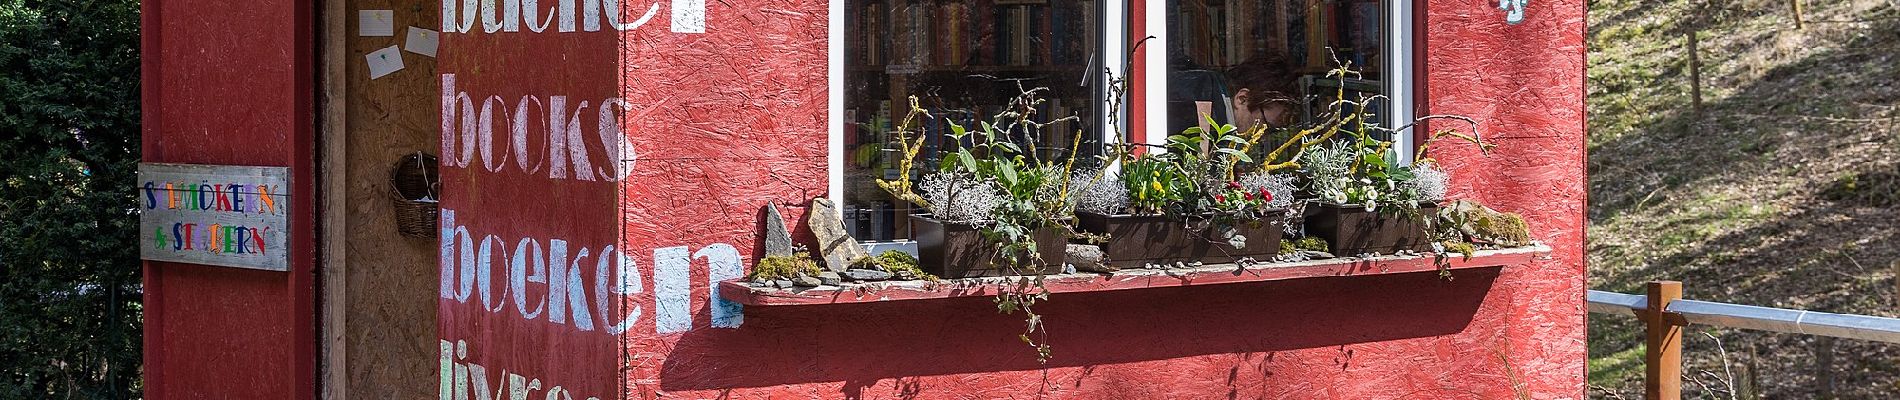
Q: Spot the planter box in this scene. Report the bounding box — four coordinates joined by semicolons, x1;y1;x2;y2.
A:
1304;202;1439;255
911;215;1066;278
1075;211;1286;268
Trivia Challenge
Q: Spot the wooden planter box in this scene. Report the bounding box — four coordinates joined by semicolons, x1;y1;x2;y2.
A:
1304;202;1439;255
911;215;1067;278
1074;211;1286;268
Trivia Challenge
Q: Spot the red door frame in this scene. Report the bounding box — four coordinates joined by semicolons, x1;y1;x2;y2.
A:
140;0;317;398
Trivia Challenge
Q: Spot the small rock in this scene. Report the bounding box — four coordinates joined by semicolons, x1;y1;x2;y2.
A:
1173;261;1189;269
762;204;794;257
809;198;870;272
1064;244;1117;273
817;271;842;286
750;277;768;287
772;279;794;289
792;273;822;287
1062;264;1078;274
843;268;893;281
1297;250;1335;259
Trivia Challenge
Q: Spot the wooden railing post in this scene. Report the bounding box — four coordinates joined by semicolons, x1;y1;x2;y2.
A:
1645;281;1684;400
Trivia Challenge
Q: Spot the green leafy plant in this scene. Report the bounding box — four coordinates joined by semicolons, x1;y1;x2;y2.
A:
1119;157;1189;215
873;85;1087;364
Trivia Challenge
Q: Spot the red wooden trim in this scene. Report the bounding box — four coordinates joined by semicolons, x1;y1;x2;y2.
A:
1127;0;1148;147
723;245;1550;306
138;0;163;397
1411;0;1430;147
290;0;316;398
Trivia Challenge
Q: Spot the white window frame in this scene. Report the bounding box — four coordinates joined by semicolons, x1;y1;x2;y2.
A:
826;0;1132;242
1140;0;1417;161
824;0;1415;238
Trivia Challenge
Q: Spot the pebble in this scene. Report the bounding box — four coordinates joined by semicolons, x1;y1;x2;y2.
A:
843;268;894;281
1297;250;1336;259
817;271;842;286
792;273;822;287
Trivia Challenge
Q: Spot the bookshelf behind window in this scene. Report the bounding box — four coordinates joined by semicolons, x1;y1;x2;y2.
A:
843;0;1103;242
1166;0;1390;131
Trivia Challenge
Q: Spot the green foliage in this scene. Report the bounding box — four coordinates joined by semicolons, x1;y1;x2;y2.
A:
750;252;821;281
0;0;144;397
1119;157;1188;215
1821;169;1900;207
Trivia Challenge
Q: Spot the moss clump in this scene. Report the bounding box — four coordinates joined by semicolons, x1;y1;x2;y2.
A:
750;252;821;281
1280;237;1331;254
1470;212;1531;246
1296;237;1330;252
1440;240;1476;257
851;250;937;281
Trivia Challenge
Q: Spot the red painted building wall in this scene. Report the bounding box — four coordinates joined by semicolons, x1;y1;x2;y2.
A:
142;0;1582;397
140;0;317;398
435;0;1585;399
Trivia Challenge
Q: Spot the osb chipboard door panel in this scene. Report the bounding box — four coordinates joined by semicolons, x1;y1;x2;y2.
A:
341;0;442;397
1423;0;1590;396
141;0;316;398
435;0;827;398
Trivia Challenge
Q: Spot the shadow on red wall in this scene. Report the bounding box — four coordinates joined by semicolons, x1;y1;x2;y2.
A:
658;266;1501;392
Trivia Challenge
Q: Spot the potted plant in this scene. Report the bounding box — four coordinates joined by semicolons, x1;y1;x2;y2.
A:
1073;120;1295;267
909;171;1066;278
1298;139;1446;255
1284;82;1490;255
876;95;1076;278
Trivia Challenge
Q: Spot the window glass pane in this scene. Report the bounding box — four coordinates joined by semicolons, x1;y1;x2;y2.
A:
1165;0;1388;138
845;0;1105;241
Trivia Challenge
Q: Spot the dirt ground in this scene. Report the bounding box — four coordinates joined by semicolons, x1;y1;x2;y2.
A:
1585;0;1900;398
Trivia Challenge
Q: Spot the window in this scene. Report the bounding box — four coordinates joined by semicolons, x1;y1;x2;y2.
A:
1157;0;1415;163
831;0;1110;242
824;0;1418;244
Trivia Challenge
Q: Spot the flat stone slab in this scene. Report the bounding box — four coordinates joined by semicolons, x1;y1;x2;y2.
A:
808;198;867;272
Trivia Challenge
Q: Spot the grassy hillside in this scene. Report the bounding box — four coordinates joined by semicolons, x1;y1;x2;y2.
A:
1586;0;1900;397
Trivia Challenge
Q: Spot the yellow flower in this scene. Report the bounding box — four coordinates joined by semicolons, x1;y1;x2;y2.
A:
1151;181;1164;193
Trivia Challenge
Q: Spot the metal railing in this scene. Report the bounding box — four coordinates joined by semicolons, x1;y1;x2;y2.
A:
1587;281;1900;399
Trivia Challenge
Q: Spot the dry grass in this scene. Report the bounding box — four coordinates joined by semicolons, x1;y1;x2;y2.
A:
1587;0;1900;398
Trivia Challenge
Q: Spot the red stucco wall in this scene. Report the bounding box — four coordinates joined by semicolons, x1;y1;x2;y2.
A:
140;0;316;398
434;0;1586;399
140;0;1581;397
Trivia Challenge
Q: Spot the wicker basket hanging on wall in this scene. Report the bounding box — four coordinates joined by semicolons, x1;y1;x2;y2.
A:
390;152;440;238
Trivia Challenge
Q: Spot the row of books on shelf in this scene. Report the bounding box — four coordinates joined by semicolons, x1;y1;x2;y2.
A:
845;99;1090;172
1169;0;1382;72
855;0;1098;68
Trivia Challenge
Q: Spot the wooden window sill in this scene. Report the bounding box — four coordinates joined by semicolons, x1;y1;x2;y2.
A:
720;245;1552;306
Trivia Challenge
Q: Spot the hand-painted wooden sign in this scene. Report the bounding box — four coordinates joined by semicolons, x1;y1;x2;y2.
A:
138;163;291;271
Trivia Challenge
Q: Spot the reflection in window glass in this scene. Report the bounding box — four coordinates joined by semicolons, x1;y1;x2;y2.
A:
1166;0;1388;138
844;0;1104;241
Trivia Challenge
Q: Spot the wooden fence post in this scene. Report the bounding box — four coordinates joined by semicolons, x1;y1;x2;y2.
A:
1646;281;1684;400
